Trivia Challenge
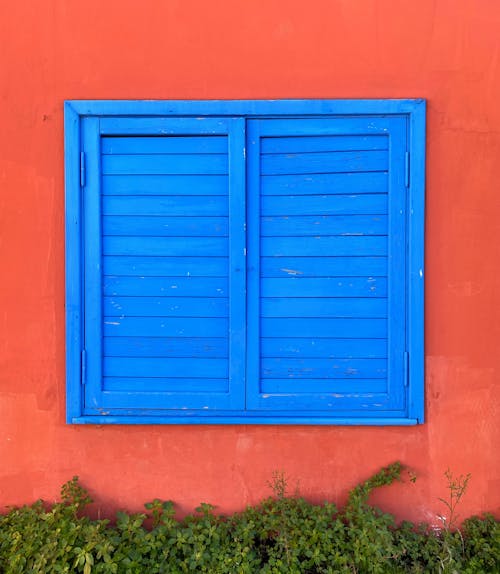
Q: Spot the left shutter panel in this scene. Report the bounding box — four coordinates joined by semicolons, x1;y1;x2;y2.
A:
83;117;246;415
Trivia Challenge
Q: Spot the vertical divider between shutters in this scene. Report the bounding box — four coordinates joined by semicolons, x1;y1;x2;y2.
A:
228;118;247;409
82;117;103;412
245;121;261;409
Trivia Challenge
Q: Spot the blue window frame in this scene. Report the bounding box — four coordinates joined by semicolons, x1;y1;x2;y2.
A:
65;99;425;424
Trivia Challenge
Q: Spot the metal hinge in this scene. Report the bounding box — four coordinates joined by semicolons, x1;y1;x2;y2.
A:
80;152;86;187
405;152;410;188
81;349;87;385
403;351;409;387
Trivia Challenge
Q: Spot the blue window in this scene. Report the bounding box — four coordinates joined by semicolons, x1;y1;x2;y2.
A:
65;100;425;424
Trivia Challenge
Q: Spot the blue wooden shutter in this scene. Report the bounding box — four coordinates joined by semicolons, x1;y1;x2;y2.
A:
246;117;408;416
82;117;246;412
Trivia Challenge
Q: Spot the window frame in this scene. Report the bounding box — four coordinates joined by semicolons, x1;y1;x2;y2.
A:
65;99;425;425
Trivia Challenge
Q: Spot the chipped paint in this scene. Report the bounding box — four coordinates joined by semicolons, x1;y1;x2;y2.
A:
280;268;303;275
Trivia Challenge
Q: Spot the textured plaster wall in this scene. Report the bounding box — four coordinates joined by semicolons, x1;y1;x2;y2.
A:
0;0;499;522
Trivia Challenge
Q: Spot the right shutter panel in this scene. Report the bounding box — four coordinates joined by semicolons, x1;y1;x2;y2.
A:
246;117;408;417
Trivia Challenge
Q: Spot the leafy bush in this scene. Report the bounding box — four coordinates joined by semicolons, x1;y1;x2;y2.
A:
0;464;498;573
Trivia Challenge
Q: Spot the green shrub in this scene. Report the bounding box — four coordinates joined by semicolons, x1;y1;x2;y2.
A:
0;464;498;573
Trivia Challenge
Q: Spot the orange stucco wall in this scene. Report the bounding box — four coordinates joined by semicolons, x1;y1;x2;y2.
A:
0;0;499;523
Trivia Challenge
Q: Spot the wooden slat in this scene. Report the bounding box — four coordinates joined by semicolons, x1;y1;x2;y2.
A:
104;357;228;378
260;379;387;394
103;236;228;257
104;296;228;317
249;115;405;134
102;136;227;155
104;336;228;358
261;297;386;318
261;277;386;298
99;115;232;135
261;256;387;277
103;216;228;237
262;194;387;216
103;256;228;277
261;172;388;195
103;276;228;297
261;236;387;257
103;377;228;392
261;150;387;175
261;135;388;154
103;196;228;216
261;337;387;358
261;317;387;338
103;316;228;337
103;238;386;261
102;154;228;175
103;174;228;196
261;358;387;378
261;215;387;237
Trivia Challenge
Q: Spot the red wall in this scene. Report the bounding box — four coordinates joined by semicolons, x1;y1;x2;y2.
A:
1;0;499;523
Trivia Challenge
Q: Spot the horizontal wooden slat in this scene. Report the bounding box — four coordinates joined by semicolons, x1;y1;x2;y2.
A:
104;316;228;337
99;115;233;134
261;135;388;154
103;236;228;257
102;154;228;175
261;256;387;277
262;194;387;216
261;172;388;195
261;277;386;297
261;317;387;338
103;196;228;216
260;379;387;394
104;257;228;277
102;136;227;155
253;116;400;135
261;215;387;237
104;296;228;317
103;276;228;297
261;297;386;318
104;357;228;378
261;337;387;358
103;377;228;393
103;175;228;196
261;150;387;175
103;216;228;237
261;358;387;378
105;240;385;268
104;336;228;358
261;236;387;257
